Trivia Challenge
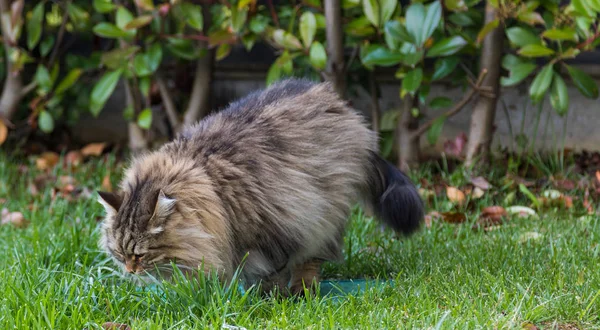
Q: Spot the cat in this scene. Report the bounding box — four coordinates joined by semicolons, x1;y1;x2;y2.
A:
97;78;424;296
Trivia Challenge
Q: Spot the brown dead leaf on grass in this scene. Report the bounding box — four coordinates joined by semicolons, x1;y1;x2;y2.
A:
65;150;84;168
470;176;491;190
473;206;507;230
102;323;131;330
583;189;594;214
443;132;467;158
101;174;113;192
446;186;466;205
0;121;7;146
81;142;108;157
35;152;60;170
440;211;467;224
1;208;29;228
552;178;575;191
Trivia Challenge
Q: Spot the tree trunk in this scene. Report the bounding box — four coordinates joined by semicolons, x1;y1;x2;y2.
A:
182;4;214;128
324;0;345;97
397;95;420;171
465;2;503;166
0;0;23;120
182;49;214;127
124;80;148;154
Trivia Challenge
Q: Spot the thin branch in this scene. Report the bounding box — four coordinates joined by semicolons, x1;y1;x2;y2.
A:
48;0;71;67
20;80;37;97
410;69;488;139
156;75;181;131
266;0;280;28
344;45;359;74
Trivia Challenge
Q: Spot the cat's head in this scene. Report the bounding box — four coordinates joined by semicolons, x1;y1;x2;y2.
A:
97;153;231;280
97;188;181;277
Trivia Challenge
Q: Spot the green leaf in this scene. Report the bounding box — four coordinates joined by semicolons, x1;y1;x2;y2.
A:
401;67;423;95
445;0;467;11
266;62;282;86
542;28;577;41
518;44;554;57
500;63;537;87
166;38;201;60
93;0;116;13
476;19;499;44
116;6;134;29
448;13;475;27
363;0;380;27
181;3;203;31
421;1;442;45
572;0;595;17
27;2;44;50
506;27;540;47
216;43;231;61
139;77;150;98
135;0;155;11
92;23;128;39
426;36;467;57
529;64;553;103
401;50;424;66
361;45;403;67
309;41;327;70
429;97;453;109
343;0;361;9
519;183;540;208
55;69;82;95
384;21;413;43
406;3;426;46
90;69;123;117
272;29;303;50
124;15;153;30
101;46;140;69
133;54;152;77
380;0;399;24
35;65;52;94
137;108;153;129
231;6;248;33
565;64;599;99
550;73;569;116
123;105;134;121
38;111;54;134
40;36;55;57
249;16;269;34
147;43;162;72
427;115;445;145
345;16;376;37
432;56;459;81
300;12;317;48
590;0;600;11
501;54;530;70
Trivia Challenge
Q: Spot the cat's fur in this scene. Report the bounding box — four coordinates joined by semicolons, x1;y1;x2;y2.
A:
98;78;424;295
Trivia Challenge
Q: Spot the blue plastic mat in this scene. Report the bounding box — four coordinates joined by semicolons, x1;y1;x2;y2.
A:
138;279;394;299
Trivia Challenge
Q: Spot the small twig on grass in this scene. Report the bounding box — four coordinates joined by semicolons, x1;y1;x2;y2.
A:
410;69;488;139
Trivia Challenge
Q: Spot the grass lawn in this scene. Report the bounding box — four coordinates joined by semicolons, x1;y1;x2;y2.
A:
0;153;598;329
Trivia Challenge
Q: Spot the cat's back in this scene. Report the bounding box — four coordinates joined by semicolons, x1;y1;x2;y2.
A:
173;78;375;161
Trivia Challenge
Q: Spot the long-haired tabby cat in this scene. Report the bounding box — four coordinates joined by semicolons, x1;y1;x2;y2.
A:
97;78;424;296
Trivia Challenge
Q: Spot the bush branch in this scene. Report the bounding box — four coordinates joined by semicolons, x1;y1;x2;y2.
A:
410;69;488;139
156;74;181;132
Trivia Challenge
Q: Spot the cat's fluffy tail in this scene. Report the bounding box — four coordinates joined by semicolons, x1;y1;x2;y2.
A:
366;152;424;235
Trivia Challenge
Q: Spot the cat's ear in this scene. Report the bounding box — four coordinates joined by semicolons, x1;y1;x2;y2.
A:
97;191;123;217
151;189;176;224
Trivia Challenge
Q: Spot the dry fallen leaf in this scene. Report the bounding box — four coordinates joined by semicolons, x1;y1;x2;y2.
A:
472;187;485;199
0;120;7;146
35;152;60;170
102;323;131;330
1;209;28;228
440;211;467;224
65;150;83;168
470;176;491;190
553;179;575;191
81;142;108;157
584;189;594;214
446;186;466;204
443;132;467;158
506;205;538;218
101;174;113;192
424;211;442;228
473;206;507;230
